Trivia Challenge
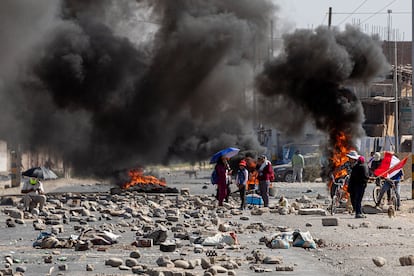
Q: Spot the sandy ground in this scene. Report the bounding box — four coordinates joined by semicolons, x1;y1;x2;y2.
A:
0;169;414;276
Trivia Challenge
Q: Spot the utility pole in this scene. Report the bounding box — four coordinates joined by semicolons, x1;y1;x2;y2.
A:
411;0;414;199
270;20;274;58
394;31;399;153
387;10;392;64
328;7;332;28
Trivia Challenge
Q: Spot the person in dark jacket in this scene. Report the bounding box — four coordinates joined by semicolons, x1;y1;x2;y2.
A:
235;160;248;210
256;155;274;207
347;151;369;218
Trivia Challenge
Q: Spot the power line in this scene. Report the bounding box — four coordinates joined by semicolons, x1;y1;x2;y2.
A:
336;0;369;26
320;12;328;25
332;11;410;15
359;0;397;25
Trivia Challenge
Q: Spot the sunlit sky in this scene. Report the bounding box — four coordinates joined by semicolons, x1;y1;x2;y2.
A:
277;0;412;40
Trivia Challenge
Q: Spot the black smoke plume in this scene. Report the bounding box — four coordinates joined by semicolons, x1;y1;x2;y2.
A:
256;26;390;175
0;0;276;176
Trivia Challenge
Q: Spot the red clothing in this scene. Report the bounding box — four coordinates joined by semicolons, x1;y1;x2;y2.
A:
257;161;274;182
215;163;228;205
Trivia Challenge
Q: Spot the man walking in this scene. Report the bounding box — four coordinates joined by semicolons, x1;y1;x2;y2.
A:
292;150;305;183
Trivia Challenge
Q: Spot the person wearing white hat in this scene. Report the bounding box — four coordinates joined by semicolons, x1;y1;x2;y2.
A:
346;150;369;218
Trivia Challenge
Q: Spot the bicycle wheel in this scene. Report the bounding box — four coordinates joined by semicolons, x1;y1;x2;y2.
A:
331;195;339;215
372;186;382;205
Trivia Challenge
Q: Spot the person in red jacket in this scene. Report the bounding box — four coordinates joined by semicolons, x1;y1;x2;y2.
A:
256;155;274;207
215;156;229;206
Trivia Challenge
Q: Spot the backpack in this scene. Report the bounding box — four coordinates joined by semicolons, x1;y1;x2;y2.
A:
211;169;219;185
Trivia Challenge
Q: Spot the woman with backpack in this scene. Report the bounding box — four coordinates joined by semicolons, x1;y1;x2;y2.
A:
235;160;249;210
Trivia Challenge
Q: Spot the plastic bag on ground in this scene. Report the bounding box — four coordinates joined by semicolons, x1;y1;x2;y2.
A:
202;233;237;246
292;230;316;249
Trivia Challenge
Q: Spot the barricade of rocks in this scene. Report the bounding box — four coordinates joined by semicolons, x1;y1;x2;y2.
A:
1;186;410;275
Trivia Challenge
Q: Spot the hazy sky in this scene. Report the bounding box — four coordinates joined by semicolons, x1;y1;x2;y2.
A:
278;0;412;40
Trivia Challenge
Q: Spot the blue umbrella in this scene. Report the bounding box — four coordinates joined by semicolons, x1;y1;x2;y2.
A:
210;147;240;164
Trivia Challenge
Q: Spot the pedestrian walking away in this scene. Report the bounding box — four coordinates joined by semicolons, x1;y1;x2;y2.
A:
236;160;248;210
292;150;305;182
256;155;274;207
346;151;369;218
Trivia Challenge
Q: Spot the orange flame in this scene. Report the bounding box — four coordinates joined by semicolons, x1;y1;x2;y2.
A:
122;168;166;189
328;131;354;196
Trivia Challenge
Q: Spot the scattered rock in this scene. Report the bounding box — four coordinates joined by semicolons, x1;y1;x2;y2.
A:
174;259;190;269
58;264;68;271
263;256;283;264
275;265;294;271
129;250;141;259
105;258;123;267
298;208;326;216
125;258;139;268
399;255;414;266
322;217;339;226
160;240;177;252
372;257;386;267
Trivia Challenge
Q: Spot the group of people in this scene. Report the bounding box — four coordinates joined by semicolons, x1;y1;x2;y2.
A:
345;150;403;219
214;154;274;209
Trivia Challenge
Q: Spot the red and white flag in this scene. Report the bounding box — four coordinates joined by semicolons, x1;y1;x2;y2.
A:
373;151;408;178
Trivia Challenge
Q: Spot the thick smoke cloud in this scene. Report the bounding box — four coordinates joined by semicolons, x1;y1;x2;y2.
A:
256;26;390;174
0;0;275;176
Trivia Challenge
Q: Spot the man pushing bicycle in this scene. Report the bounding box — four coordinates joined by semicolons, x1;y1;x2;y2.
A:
375;170;403;211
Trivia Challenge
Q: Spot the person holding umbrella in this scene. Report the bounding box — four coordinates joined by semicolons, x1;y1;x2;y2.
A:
21;177;46;213
215;156;229;207
210;147;240;207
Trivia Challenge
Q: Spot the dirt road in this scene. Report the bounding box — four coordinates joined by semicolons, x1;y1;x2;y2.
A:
0;170;413;276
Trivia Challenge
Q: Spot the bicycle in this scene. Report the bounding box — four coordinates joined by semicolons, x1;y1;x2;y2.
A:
372;177;398;208
330;175;349;215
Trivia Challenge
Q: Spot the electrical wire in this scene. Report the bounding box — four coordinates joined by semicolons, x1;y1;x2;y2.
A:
336;0;368;26
320;12;328;25
359;0;397;25
332;12;410;15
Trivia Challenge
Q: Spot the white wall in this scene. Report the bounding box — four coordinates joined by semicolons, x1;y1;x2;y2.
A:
0;140;7;172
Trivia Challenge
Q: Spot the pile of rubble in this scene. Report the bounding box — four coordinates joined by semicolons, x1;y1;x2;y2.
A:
0;187;412;275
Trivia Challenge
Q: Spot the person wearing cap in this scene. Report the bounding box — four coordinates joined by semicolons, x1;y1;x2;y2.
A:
235;160;249;210
346;150;369;218
291;150;305;183
369;152;382;176
21;177;46;212
256;155;275;207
